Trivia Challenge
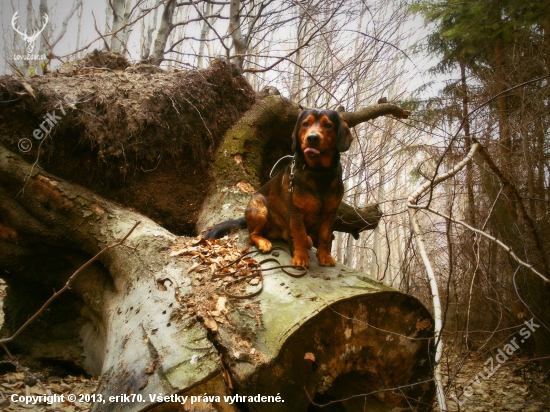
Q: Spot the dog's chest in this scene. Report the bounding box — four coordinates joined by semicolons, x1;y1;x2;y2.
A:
292;172;343;220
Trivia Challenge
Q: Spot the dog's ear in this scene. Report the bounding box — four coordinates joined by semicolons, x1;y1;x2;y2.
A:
336;114;353;152
292;111;308;153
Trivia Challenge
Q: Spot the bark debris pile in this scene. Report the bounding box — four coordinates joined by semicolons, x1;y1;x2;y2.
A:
169;235;263;331
169;235;268;368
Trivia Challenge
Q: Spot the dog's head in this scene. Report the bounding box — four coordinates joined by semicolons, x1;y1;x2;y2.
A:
291;109;353;168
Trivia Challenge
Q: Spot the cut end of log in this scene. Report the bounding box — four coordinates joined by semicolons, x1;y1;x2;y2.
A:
250;292;434;411
211;242;435;411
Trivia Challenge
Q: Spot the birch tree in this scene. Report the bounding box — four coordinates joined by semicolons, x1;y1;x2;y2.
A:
151;0;176;65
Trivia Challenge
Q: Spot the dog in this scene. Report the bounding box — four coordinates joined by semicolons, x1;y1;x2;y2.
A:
205;109;352;267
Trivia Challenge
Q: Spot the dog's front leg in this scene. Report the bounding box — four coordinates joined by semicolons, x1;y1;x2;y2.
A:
290;213;310;267
246;194;273;253
316;213;337;267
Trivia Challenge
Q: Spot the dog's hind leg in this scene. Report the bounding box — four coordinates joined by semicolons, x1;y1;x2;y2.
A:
245;194;273;253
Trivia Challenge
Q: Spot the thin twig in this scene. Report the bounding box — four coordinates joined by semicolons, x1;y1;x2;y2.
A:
0;361;49;394
79;67;115;72
408;142;481;205
304;379;434;407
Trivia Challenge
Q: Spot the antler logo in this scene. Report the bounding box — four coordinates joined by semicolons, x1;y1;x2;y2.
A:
11;11;49;54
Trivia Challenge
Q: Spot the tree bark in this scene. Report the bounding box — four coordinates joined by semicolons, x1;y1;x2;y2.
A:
36;0;50;75
459;61;475;226
0;145;223;411
140;0;161;61
197;1;214;69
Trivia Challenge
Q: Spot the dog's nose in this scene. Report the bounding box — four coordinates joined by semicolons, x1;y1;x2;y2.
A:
307;133;320;144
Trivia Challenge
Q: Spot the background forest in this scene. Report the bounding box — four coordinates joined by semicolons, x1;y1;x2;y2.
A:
1;0;550;411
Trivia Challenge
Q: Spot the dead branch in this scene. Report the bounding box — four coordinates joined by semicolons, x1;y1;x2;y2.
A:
342;103;411;128
421;207;549;283
408;142;481;205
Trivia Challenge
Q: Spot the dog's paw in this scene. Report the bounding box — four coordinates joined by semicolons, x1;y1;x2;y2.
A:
292;254;309;267
318;254;336;267
306;236;313;249
256;238;272;253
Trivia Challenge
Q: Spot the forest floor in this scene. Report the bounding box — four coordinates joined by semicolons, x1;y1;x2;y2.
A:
442;353;550;412
0;348;548;411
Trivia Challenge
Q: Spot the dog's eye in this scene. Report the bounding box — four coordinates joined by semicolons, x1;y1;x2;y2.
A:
324;123;332;129
302;122;309;127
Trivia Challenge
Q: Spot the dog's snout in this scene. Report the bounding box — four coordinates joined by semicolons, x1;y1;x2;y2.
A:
307;133;320;144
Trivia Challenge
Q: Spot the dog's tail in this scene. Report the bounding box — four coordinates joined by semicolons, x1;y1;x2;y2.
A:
204;217;247;239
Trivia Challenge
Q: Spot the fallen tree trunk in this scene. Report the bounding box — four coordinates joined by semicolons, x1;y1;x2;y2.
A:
0;145;434;411
0;145;224;410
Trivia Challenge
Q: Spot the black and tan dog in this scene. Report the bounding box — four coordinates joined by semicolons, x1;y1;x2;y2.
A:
205;109;352;267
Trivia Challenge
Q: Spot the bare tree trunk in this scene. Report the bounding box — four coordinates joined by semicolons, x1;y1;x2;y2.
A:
249;46;260;90
76;2;83;56
542;0;550;106
370;133;386;279
141;0;161;61
229;0;247;69
291;13;306;102
494;39;511;162
104;0;113;40
336;158;352;263
307;43;321;108
120;0;134;54
151;0;176;66
197;1;213;69
36;0;50;75
110;0;127;53
41;0;83;70
24;0;33;73
460;61;475;226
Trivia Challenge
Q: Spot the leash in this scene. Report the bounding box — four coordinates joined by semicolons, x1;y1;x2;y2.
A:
269;155;293;178
212;246;306;299
267;154;296;256
287;155;296;256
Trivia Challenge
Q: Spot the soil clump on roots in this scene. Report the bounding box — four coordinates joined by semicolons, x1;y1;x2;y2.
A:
0;52;257;235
